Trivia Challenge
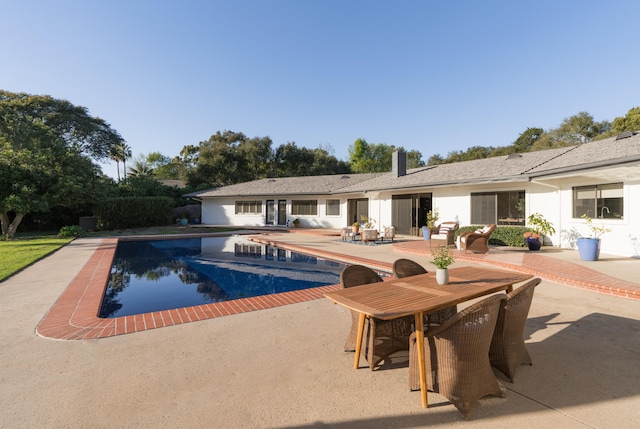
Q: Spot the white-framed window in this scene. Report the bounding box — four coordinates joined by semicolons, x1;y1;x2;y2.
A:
326;199;340;216
235;200;262;215
291;200;318;216
573;183;623;219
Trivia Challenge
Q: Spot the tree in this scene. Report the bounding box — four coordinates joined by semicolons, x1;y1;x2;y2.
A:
273;142;351;177
512;127;544;152
554;111;610;144
348;139;424;172
128;161;155;178
0;90;123;159
607;106;640;137
185;131;274;188
0;90;123;238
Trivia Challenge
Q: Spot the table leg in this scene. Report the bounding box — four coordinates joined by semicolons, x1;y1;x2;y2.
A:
414;312;428;408
354;312;366;369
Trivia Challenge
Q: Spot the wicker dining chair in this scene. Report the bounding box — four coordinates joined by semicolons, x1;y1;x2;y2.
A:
392;258;457;326
340;264;413;370
408;294;506;420
489;277;542;382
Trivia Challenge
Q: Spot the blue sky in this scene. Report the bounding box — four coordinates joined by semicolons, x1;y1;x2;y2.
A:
3;1;639;179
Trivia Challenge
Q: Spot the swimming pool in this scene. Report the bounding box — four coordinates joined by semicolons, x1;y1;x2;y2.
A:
100;236;347;318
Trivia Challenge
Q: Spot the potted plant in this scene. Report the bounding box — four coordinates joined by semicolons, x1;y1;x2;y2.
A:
524;213;555;251
577;214;611;261
292;218;301;228
431;247;455;285
361;215;375;229
422;208;439;241
352;221;360;234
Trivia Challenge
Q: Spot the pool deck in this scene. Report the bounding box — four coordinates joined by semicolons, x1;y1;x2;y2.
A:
2;229;640;427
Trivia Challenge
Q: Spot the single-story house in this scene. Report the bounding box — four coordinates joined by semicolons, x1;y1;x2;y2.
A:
187;132;640;257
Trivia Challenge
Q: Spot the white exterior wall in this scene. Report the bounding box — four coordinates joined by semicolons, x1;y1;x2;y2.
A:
431;187;472;226
555;178;639;257
201;196;351;228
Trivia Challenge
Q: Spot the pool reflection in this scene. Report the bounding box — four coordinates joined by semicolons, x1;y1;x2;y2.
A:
100;236;344;318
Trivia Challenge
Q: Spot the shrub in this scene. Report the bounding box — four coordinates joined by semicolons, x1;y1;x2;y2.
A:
57;225;86;238
456;225;529;247
94;197;175;230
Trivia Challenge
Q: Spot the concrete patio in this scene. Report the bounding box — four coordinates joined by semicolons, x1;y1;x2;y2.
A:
1;232;639;428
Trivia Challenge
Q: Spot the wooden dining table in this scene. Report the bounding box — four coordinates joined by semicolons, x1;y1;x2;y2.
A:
324;265;532;408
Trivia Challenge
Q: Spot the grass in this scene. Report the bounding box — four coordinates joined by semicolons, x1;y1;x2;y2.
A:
0;236;74;282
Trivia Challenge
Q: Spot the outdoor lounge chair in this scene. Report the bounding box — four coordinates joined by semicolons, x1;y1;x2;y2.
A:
408;294;506;420
489;277;542;382
429;222;459;249
360;228;379;242
380;226;396;242
340;227;352;241
391;258;456;326
340;265;413;370
459;224;496;253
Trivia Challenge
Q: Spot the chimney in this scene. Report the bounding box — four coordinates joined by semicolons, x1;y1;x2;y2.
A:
392;151;406;177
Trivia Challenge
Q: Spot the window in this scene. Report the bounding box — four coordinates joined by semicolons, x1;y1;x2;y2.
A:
573;183;623;219
235;200;262;215
471;191;525;225
291;200;318;216
326;199;340;216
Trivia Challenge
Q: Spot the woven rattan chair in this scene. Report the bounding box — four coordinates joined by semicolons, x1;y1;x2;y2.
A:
408;294;506;420
429;222;459;249
340;264;413;370
459;224;496;253
489;278;541;382
392;259;457;326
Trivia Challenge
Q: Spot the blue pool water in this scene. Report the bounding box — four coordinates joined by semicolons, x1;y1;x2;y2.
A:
100;236;347;318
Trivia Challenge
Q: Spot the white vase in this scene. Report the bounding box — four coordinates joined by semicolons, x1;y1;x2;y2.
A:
436;268;449;285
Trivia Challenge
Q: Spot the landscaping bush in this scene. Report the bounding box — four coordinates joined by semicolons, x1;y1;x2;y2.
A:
57;225;86;238
94;197;175;230
456;225;529;247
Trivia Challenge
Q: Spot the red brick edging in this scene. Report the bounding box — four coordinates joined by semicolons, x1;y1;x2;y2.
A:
36;238;346;341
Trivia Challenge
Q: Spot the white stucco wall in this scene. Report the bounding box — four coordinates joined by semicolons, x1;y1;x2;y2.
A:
201;196;350;228
555;178;639;257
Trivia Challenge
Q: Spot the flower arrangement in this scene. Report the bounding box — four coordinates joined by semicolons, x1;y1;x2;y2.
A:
581;214;611;239
523;231;540;239
431;247;455;269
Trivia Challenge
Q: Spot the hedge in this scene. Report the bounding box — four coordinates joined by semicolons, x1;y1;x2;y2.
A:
94;197;175;230
456;225;531;248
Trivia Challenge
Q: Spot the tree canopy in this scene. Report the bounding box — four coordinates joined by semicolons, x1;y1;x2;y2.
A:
348;138;424;173
180;130;352;188
0;90;123;238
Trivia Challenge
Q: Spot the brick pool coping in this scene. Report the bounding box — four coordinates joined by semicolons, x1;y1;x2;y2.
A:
36;236;390;341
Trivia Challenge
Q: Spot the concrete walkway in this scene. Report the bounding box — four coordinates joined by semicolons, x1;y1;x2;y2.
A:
1;232;639;428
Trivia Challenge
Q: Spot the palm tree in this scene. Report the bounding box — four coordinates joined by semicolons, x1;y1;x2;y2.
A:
109;145;122;181
109;143;132;181
128;161;155;178
121;143;132;180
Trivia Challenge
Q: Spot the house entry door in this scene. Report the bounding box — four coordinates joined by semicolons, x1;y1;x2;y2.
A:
347;198;369;226
277;200;287;225
266;200;275;225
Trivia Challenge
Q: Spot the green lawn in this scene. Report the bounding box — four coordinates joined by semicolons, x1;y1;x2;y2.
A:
0;237;74;282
